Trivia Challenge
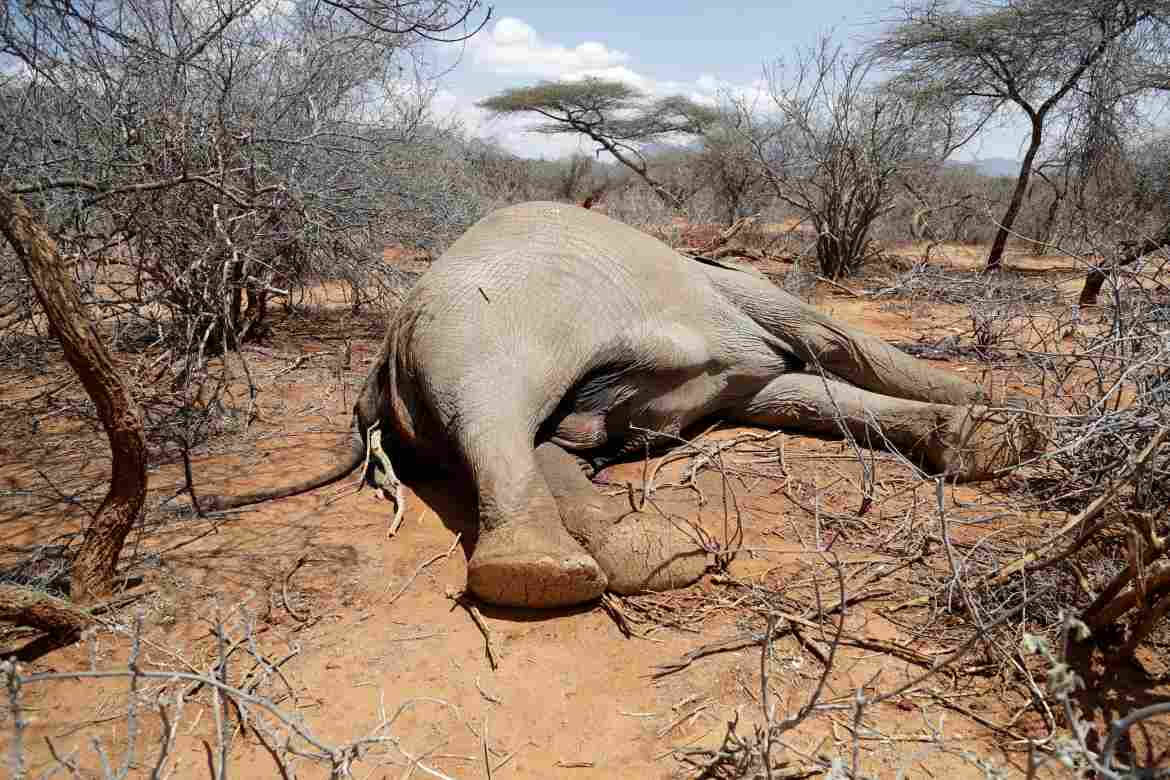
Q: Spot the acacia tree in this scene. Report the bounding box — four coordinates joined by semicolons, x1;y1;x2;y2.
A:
873;0;1170;271
1053;57;1170;303
478;78;719;212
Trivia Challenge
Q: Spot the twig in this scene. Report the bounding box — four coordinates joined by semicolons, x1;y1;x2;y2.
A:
4;659;27;779
815;275;864;297
281;556;311;622
475;676;502;705
761;615;777;780
386;534;462;606
4;659;458;776
891;425;1170;613
923;690;1030;743
274;353;317;377
1102;701;1170;773
651;632;765;679
871;585;1057;707
448;590;498;670
482;716;492;780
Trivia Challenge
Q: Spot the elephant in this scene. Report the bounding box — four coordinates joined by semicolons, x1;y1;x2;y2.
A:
208;202;1037;608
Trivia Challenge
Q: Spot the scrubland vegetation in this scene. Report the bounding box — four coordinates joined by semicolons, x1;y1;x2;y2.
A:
2;0;1170;777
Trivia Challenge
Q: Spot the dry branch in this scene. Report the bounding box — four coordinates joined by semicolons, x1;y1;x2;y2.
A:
0;585;95;637
892;425;1170;615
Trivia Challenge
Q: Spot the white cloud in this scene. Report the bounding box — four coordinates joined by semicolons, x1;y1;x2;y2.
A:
426;86;581;158
0;55;32;84
471;17;631;79
695;73;720;93
428;87;479;130
468;17;763;103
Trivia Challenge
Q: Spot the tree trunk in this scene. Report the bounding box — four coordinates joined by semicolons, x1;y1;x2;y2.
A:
228;258;245;348
244;287;269;340
0;188;147;609
818;233;848;280
1039;193;1062;250
1079;221;1170;306
589;135;685;214
986;117;1045;272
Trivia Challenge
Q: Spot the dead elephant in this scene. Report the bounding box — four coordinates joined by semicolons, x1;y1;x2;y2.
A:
209;202;1037;608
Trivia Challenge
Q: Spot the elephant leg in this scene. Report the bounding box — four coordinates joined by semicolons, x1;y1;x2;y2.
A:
463;429;607;608
727;373;1030;481
789;310;984;406
534;443;709;594
705;265;984;405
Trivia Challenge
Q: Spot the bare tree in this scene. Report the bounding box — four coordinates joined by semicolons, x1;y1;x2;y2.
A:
696;104;769;226
478;78;720;212
1031;160;1072;249
0;0;490;452
0;0;489;347
873;0;1170;271
737;40;941;278
1074;128;1170;304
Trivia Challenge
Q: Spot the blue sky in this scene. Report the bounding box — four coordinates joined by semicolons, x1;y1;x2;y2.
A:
463;1;894;83
429;1;1028;162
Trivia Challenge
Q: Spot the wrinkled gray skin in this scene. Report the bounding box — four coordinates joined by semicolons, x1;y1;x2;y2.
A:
213;202;1029;608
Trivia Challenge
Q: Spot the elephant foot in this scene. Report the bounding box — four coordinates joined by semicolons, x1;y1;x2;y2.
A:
927;403;1046;482
467;520;607;608
572;510;710;595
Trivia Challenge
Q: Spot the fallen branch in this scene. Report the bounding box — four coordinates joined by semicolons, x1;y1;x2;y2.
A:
815;276;864;298
0;585;95;636
448;588;498;670
889;425;1170;614
386;534;462;607
281;557;311;622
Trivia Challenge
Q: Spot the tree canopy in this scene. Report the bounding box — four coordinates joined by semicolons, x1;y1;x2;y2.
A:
479;78;720;210
873;0;1170;270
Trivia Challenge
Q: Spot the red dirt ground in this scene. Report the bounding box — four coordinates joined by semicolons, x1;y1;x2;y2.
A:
1;243;1166;778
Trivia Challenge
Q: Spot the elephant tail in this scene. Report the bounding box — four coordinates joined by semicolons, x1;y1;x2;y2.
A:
199;422;367;512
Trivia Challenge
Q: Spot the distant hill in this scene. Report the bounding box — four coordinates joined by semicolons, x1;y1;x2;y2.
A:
948;157;1022;178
